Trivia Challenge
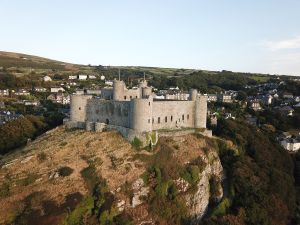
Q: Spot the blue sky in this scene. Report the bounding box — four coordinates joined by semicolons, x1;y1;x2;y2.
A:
1;0;300;75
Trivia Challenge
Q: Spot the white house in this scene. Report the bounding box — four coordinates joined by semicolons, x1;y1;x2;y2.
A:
0;89;9;96
43;76;52;82
78;74;88;80
68;75;77;80
89;75;97;79
50;87;65;93
281;138;300;152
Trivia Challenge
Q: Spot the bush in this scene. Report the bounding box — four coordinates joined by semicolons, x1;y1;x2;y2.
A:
131;137;143;149
0;182;10;198
37;152;47;162
58;166;74;177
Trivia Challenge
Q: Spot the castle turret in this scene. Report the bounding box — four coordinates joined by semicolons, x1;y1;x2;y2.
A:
189;89;198;101
141;87;152;98
194;95;207;128
113;79;125;101
70;95;93;122
130;96;153;132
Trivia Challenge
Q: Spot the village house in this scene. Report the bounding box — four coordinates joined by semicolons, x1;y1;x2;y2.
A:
78;74;88;80
43;75;52;82
47;93;70;105
14;89;30;96
50;87;65;93
33;87;47;92
0;89;9;96
68;75;77;80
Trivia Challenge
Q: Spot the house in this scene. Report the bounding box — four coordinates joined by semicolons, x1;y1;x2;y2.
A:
105;80;114;86
249;100;262;111
207;94;217;102
47;93;70;105
263;95;273;105
217;94;233;103
0;89;9;96
68;75;77;80
43;76;52;82
280;136;300;152
89;75;97;79
50;87;65;93
294;96;300;102
283;93;293;99
0;111;23;125
24;100;40;106
78;74;88;80
14;89;30;96
278;106;294;116
34;87;47;92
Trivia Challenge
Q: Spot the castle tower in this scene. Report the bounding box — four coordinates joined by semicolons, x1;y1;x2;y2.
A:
129;96;153;132
189;89;198;101
70;95;93;122
113;79;125;101
194;95;207;128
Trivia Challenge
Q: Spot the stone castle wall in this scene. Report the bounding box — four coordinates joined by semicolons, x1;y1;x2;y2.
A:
151;100;195;130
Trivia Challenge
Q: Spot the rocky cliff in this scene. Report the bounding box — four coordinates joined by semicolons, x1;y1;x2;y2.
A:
0;126;223;225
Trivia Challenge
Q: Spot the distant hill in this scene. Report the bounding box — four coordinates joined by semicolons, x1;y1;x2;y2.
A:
0;51;80;71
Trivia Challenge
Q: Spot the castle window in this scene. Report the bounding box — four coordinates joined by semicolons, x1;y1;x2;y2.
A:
182;115;184;121
171;116;173;122
79;107;81;110
130;96;132;99
158;117;160;124
148;119;151;124
152;118;154;124
187;114;189;120
124;96;127;100
136;96;138;98
96;109;99;114
165;116;167;123
149;102;150;106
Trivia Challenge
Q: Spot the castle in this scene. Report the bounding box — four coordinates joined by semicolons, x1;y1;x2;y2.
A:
68;79;208;145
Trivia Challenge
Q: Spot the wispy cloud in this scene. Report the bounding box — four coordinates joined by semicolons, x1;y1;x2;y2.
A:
264;36;300;51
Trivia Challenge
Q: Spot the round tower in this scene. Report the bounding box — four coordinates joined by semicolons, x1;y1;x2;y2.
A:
113;79;125;101
189;89;198;101
141;87;152;98
130;96;153;132
70;95;93;122
194;95;207;128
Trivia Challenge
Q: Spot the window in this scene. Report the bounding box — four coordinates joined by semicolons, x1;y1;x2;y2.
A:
187;114;189;120
148;119;151;123
171;116;173;122
152;118;154;124
124;96;127;100
96;109;99;114
182;114;184;120
130;96;132;99
136;96;138;98
79;107;81;110
165;116;167;123
158;117;160;124
149;102;151;106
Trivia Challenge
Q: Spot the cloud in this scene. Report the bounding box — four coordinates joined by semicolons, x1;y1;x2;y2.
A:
264;36;300;51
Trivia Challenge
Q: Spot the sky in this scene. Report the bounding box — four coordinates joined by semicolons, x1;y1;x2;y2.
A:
1;0;300;76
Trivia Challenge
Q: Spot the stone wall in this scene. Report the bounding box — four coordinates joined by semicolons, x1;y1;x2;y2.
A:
85;99;131;128
152;100;195;130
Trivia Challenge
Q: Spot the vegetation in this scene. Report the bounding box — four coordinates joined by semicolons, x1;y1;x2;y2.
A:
58;166;74;177
130;137;143;149
203;119;296;225
0;115;47;154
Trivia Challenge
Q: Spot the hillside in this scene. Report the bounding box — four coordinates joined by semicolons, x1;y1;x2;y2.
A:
0;126;224;225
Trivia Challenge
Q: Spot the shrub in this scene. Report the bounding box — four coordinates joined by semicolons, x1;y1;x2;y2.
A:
131;137;143;149
58;166;74;177
37;152;47;162
17;173;38;186
0;182;10;198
